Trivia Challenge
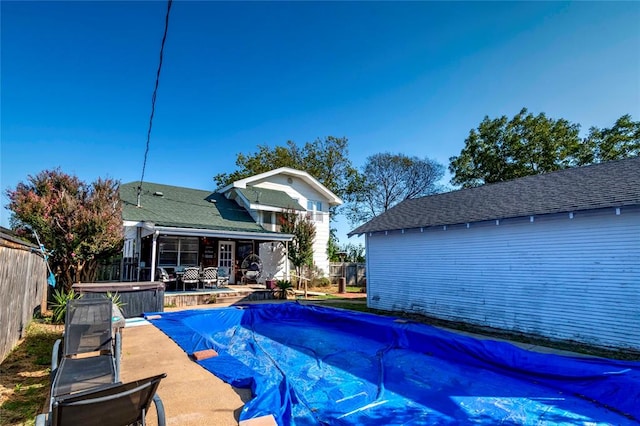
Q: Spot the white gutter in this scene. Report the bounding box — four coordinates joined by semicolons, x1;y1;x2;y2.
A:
153;225;293;241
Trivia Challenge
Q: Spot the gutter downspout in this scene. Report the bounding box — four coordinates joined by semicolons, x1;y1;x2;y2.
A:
136;227;142;282
150;231;159;282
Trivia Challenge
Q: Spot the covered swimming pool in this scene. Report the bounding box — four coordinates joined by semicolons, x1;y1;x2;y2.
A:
147;303;640;425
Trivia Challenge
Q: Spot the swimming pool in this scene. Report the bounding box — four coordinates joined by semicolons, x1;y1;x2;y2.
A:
147;303;640;425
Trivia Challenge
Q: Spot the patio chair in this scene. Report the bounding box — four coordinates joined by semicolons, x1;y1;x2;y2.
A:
156;267;177;291
36;373;167;426
200;267;218;289
181;267;200;291
50;299;120;400
217;266;230;288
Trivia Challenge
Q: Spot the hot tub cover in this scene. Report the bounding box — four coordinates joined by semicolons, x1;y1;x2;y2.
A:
146;303;640;425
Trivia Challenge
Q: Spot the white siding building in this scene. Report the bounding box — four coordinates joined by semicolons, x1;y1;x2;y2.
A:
219;167;342;278
121;168;341;285
350;157;640;351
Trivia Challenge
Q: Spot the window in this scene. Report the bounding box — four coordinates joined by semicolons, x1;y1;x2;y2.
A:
158;236;199;266
180;237;199;266
306;200;323;222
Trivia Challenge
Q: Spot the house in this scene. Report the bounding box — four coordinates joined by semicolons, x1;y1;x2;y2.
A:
120;167;342;284
349;157;640;351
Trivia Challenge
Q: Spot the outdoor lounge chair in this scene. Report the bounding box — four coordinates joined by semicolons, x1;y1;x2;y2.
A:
50;299;120;400
200;267;218;288
36;373;167;426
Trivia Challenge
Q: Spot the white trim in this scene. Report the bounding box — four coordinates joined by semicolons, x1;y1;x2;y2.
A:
218;167;342;205
153;226;293;241
124;222;293;241
350;206;637;237
251;203;303;212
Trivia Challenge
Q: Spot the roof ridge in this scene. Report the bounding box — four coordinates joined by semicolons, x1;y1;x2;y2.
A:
432;156;640;200
350;157;640;236
121;181;214;193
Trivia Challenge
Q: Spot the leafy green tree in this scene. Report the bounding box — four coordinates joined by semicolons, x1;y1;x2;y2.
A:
345;153;444;226
278;208;316;288
213;136;359;205
342;243;365;263
326;228;342;262
6;169;123;290
449;108;584;188
584;114;640;164
449;109;639;188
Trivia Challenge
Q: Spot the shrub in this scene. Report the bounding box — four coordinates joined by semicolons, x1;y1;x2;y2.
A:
312;277;331;287
49;288;82;324
273;280;294;300
104;291;126;309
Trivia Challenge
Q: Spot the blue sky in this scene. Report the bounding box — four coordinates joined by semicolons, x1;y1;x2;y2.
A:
2;1;639;244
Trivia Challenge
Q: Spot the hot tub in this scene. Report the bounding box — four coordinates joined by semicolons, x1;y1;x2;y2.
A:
72;281;164;318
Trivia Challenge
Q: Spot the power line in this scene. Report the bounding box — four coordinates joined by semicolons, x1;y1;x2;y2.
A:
138;0;173;207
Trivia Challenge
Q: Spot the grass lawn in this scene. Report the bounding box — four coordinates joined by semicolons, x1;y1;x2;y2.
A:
301;284;366;295
0;322;62;426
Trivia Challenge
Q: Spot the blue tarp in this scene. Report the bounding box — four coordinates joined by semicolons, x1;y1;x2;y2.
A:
146;303;640;425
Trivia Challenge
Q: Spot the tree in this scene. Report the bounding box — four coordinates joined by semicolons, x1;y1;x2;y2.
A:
278;208;316;288
584;114;640;163
345;153;444;226
326;228;342;262
449;108;585;188
342;243;365;263
449;109;640;188
213;136;359;204
6;169;123;290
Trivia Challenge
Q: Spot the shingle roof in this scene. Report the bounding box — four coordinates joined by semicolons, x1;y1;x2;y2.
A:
120;182;270;233
349;156;640;236
236;187;305;211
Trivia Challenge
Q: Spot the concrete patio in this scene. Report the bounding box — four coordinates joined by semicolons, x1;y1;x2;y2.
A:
120;313;251;426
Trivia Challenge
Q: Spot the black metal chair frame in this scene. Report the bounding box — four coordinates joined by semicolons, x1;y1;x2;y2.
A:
36;373;167;426
50;299;121;404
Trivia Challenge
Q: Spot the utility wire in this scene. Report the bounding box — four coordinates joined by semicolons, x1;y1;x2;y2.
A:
138;0;173;207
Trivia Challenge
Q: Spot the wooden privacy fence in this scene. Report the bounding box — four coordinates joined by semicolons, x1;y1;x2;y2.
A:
0;229;48;362
329;262;366;286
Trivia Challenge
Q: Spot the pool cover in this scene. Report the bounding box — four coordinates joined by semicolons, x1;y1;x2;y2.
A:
147;303;640;425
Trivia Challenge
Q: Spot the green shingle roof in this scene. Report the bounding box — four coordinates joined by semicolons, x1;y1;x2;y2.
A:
120;182;271;233
236;187;305;211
